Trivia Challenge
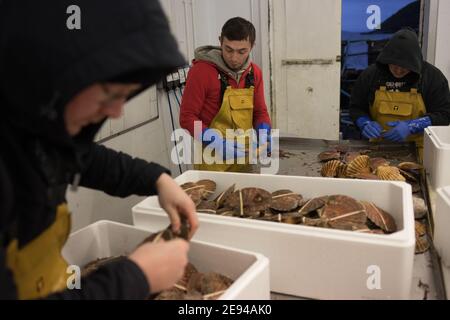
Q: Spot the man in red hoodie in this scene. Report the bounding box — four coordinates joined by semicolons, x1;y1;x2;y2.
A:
180;17;272;172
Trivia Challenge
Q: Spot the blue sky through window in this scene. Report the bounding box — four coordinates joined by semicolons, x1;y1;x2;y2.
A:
342;0;417;32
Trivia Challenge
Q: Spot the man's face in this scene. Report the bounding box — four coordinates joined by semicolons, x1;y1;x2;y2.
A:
220;36;253;72
64;83;141;136
388;64;411;79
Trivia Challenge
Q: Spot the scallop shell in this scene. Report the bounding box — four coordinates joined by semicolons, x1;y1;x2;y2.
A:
320;195;367;228
415;236;430;254
415;221;427;237
196;201;218;214
298;196;329;215
346;155;371;177
336;164;348;178
375;166;406;182
321;160;342;177
361;201;397;233
318;150;341;162
353;173;380;180
344;152;361;164
196;179;216;199
187;272;233;296
225;188;272;216
369;157;390;171
413;196;427;219
214;184;235;208
399;169;418;182
270;190;303;212
398;162;422;171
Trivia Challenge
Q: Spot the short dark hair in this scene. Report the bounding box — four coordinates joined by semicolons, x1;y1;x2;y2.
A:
221;17;256;46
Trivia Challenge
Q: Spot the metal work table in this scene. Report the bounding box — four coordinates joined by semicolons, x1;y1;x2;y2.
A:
254;137;446;300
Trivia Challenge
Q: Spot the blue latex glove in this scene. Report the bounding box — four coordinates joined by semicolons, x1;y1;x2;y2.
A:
407;116;432;134
382;121;410;142
382;116;432;142
202;128;245;160
356;116;383;139
256;122;272;154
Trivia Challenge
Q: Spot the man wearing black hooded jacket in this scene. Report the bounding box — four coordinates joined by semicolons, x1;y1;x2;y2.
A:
350;28;450;158
0;0;198;299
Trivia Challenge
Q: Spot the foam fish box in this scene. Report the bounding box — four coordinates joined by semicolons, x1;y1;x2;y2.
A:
424;126;450;189
62;220;270;300
132;170;415;300
433;186;450;268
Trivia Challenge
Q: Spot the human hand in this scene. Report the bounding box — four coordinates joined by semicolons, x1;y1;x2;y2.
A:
156;173;198;239
356;116;383;139
382;121;411;142
129;239;189;293
202;128;245;160
255;122;272;154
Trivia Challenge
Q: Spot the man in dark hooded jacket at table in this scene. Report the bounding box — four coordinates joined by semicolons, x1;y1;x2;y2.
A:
350;28;450;159
0;0;198;299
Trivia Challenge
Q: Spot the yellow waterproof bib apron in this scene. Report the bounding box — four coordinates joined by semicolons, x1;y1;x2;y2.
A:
370;86;427;160
6;204;71;299
195;85;255;172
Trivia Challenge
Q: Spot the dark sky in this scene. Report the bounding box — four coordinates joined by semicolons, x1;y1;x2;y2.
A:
342;0;417;32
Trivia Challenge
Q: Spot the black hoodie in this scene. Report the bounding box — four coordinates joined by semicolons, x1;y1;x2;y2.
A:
349;29;450;126
0;0;185;299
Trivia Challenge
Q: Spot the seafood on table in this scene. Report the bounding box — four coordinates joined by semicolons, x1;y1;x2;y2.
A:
81;218;234;300
181;179;399;235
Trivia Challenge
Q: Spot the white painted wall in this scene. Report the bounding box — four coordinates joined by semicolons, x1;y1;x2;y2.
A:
434;0;450;81
67;89;173;231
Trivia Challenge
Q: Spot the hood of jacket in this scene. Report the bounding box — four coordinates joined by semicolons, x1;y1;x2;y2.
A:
194;45;251;82
0;0;185;150
376;28;423;76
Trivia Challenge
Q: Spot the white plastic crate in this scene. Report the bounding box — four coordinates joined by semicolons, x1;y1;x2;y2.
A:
132;170;415;300
424;126;450;189
62;220;270;300
433;186;450;268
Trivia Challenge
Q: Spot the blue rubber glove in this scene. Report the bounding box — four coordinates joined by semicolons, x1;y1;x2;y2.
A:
406;116;432;134
356;116;383;139
256;123;272;154
382;116;432;142
202;128;245;160
382;121;410;142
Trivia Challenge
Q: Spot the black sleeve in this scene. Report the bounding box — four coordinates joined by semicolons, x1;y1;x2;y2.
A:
0;248;18;299
78;144;171;197
422;65;450;126
349;66;377;123
1;252;150;300
46;258;150;300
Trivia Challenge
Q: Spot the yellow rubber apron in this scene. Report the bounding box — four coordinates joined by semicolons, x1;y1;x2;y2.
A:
6;204;71;299
370;86;427;160
195;85;254;172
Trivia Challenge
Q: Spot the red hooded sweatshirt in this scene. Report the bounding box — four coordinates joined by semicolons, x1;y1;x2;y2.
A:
179;46;271;138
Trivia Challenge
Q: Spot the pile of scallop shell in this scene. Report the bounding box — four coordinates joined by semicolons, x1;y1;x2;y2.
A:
318;150;422;185
181;180;397;235
318;150;429;253
81;219;233;300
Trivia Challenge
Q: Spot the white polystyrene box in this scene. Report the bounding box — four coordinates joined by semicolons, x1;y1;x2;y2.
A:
132;170;415;300
62;220;270;300
433;186;450;268
424;126;450;189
